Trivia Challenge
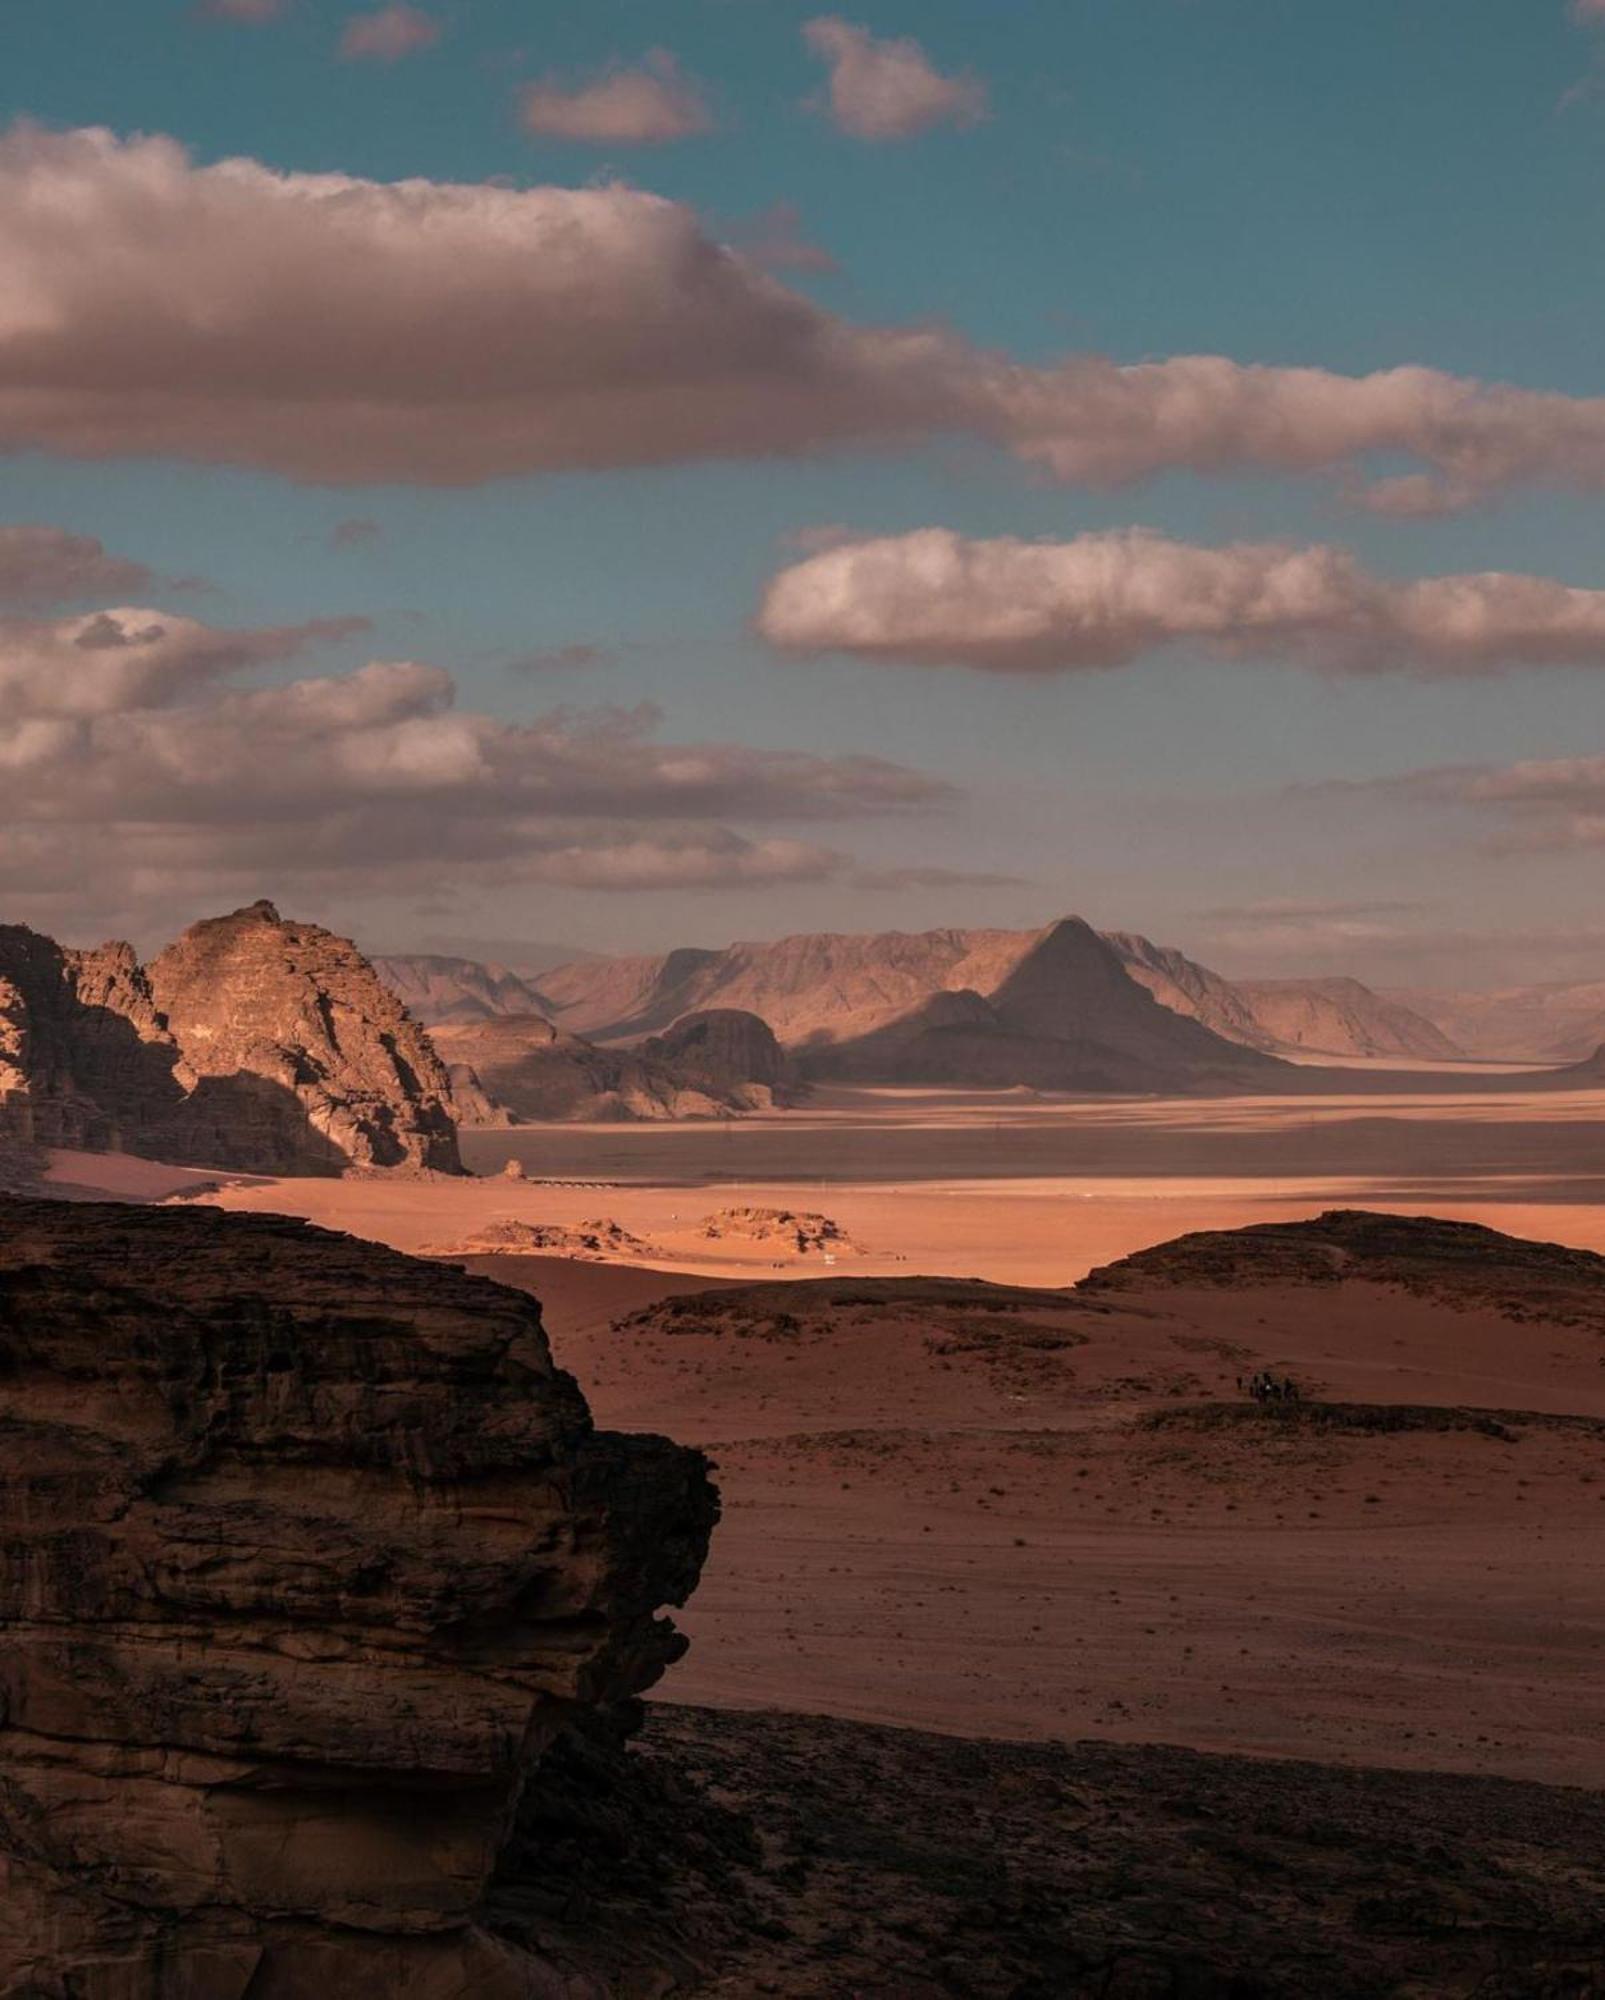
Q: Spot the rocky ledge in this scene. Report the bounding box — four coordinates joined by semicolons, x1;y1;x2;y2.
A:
0;1195;716;1997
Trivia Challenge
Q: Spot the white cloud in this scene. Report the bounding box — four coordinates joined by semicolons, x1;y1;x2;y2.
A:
803;17;988;139
759;527;1605;676
339;6;440;62
9;127;1605;504
520;52;713;144
0;610;955;927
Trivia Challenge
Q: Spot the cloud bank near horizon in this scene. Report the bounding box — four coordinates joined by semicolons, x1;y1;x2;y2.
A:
8;126;1605;505
759;528;1605;676
0;604;964;929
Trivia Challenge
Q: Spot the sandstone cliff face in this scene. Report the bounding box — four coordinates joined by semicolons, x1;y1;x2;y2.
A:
0;925;194;1152
0;1195;716;1996
1;907;465;1176
148;900;462;1173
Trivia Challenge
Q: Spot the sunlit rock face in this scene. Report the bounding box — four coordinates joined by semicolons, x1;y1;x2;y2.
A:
147;900;463;1174
0;902;465;1176
0;1197;717;1996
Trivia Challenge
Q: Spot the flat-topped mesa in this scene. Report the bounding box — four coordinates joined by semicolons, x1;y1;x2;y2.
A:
148;899;463;1173
0;1195;718;1993
1080;1208;1605;1328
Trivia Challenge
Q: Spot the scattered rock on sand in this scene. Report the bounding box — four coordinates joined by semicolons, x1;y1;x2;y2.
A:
697;1205;858;1255
423;1215;656;1261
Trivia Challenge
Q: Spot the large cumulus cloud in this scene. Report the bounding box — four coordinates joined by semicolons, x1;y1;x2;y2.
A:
0;606;957;927
8;126;1605;504
758;528;1605;675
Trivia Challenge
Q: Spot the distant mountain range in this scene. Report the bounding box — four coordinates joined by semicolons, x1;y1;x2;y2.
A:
523;922;1460;1067
1384;981;1605;1064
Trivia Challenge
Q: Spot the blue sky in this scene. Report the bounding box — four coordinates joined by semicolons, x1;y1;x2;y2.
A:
5;1;1605;980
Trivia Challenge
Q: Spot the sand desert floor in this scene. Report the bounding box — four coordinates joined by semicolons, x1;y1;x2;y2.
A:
47;1078;1605;1793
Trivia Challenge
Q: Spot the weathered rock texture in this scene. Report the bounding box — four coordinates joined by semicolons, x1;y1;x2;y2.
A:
638;1008;795;1108
1;905;464;1176
0;927;193;1154
147;900;462;1173
0;1195;716;1997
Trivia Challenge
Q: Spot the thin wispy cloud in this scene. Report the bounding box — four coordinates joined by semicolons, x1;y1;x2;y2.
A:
723;201;839;275
200;0;289;20
10;129;1605;507
0;525;156;608
328;518;382;551
507;643;616;674
520;52;714;144
339;6;440;63
803;17;988;140
759;528;1605;677
1355;754;1605;853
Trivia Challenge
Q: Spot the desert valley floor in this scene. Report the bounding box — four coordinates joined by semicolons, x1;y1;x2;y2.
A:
50;1071;1605;1801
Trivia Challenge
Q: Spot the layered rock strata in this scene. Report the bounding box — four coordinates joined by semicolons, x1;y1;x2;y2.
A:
0;1196;716;1995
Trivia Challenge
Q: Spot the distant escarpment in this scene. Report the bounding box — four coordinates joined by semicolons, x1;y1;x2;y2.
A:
0;1195;716;1995
0;901;462;1175
373;951;556;1026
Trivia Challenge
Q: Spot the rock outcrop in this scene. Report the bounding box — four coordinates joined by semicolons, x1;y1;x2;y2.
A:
0;926;193;1153
1081;1207;1605;1330
1;906;464;1176
637;1008;795;1108
696;1206;856;1256
148;900;462;1173
431;1012;779;1123
0;1194;716;1995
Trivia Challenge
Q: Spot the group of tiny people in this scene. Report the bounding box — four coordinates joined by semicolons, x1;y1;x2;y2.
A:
1238;1369;1300;1404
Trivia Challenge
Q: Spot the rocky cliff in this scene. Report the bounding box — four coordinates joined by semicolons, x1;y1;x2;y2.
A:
0;1195;716;1995
147;900;462;1173
1;905;464;1176
0;926;191;1153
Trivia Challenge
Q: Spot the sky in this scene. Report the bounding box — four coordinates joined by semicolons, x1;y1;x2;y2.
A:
5;0;1605;985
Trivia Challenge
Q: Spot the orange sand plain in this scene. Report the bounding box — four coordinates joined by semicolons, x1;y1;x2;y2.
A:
44;1078;1605;1786
68;1077;1605;1288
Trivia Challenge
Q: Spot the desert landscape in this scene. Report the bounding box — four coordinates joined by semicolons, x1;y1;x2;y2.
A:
8;3;1605;1989
5;898;1605;1990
